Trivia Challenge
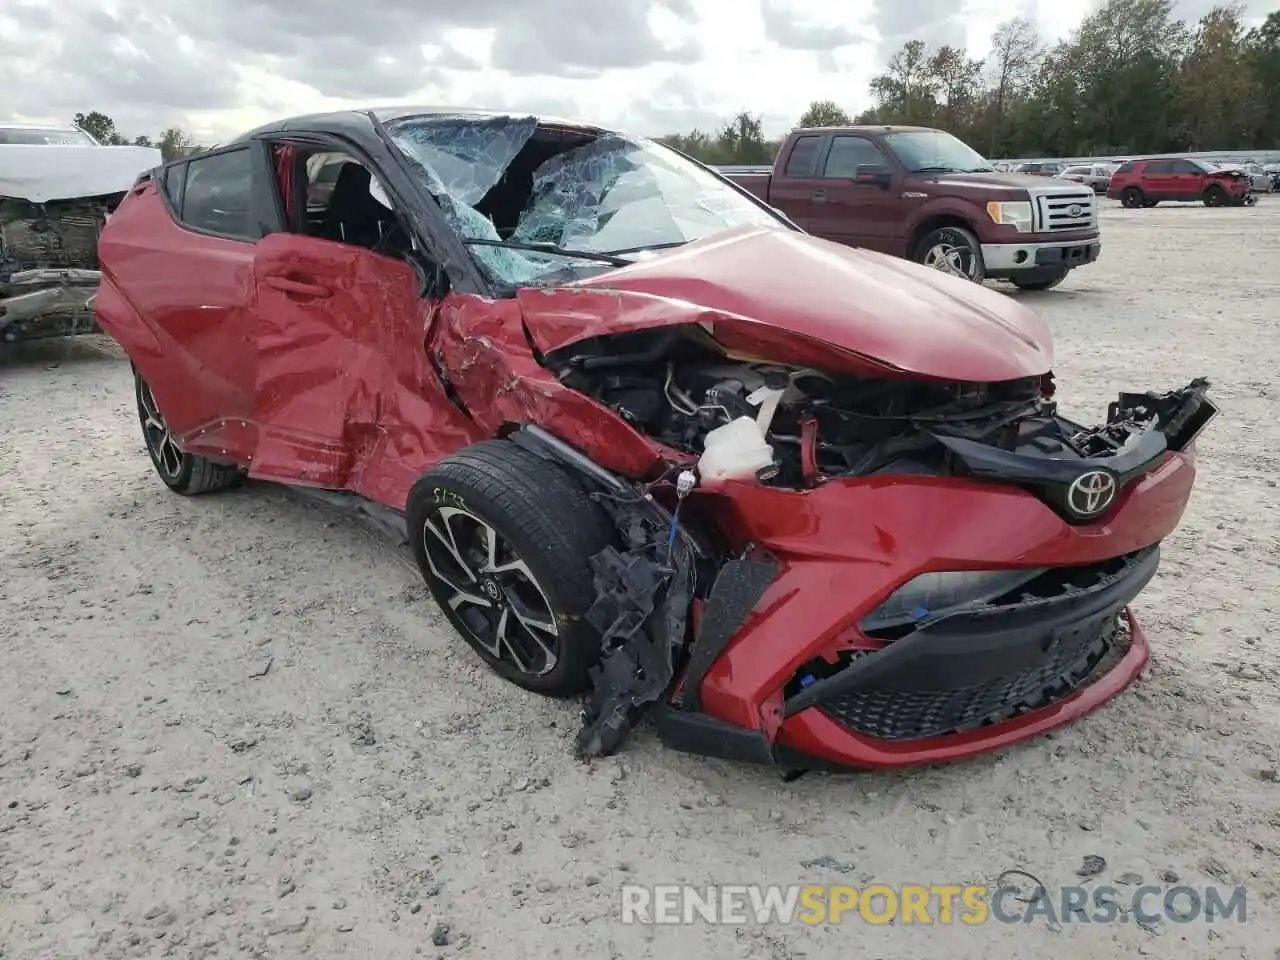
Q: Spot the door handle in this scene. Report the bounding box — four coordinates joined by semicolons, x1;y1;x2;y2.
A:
810;188;827;202
264;276;331;298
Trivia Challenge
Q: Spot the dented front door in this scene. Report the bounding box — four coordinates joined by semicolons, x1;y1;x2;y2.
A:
249;231;481;507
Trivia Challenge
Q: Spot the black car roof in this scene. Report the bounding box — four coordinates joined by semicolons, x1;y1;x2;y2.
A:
228;106;608;145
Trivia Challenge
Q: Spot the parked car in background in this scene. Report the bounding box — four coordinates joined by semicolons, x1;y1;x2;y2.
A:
1;122;161;344
1106;158;1255;208
1058;163;1116;194
724;125;1100;291
1013;161;1064;177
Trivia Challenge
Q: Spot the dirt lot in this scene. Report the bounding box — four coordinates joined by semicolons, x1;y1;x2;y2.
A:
2;202;1279;960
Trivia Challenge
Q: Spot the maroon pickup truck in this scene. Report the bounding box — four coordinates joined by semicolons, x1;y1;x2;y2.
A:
724;125;1102;291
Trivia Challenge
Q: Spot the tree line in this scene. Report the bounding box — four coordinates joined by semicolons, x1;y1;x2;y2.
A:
72;111;204;161
658;0;1280;165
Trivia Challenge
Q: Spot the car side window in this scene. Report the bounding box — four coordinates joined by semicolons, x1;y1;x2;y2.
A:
1171;159;1199;174
1115;162;1135;174
270;144;411;258
178;148;254;239
163;162;187;209
1146;160;1173;174
784;136;821;177
822;137;884;178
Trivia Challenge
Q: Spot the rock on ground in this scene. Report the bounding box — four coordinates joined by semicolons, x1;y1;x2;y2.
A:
1;204;1278;959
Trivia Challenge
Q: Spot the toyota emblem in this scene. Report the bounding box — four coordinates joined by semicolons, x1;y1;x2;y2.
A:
1068;203;1083;217
1067;470;1117;517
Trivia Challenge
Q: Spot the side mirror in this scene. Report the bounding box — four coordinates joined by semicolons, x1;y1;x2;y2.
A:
854;164;892;187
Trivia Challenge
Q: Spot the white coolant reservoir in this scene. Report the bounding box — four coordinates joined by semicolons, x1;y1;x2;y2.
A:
698;416;776;485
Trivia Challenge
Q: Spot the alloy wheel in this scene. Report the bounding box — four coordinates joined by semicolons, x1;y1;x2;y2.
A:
421;506;560;676
138;380;184;480
923;242;977;280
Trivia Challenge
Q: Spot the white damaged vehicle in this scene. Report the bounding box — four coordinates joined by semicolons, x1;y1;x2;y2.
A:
1;122;161;344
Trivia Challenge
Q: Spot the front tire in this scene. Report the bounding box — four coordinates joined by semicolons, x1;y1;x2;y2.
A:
914;226;985;283
1203;185;1227;207
407;440;614;696
1011;267;1070;291
134;371;244;495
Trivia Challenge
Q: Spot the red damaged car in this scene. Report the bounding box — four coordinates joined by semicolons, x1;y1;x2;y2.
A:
95;108;1216;772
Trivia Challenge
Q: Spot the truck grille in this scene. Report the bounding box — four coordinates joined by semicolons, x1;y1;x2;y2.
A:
1035;192;1096;232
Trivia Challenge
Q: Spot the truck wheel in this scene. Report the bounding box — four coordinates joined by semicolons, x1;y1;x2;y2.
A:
1011;267;1070;291
1121;187;1144;208
1203;185;1227;206
406;440;614;697
135;370;245;495
914;226;985;283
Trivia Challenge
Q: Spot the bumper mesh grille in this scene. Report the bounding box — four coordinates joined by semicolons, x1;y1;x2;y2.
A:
819;613;1126;742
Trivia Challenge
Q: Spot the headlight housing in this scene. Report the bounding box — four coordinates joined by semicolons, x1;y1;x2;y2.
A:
986;200;1033;232
860;568;1046;632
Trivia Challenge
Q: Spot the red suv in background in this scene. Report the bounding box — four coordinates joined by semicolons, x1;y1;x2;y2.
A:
1107;158;1255;208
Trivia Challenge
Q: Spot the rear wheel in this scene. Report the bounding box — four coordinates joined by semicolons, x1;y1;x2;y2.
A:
134;371;244;495
1011;267;1070;292
406;440;614;696
914;226;985;283
1121;187;1144;208
1203;185;1227;206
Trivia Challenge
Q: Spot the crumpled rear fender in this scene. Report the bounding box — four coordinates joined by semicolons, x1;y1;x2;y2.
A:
434;293;684;479
92;274;163;361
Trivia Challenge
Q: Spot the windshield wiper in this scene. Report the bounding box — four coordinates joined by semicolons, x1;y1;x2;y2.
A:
599;240;690;256
462;238;633;267
913;166;958;173
964;167;996;173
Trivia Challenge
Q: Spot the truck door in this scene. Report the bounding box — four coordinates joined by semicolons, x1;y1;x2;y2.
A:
766;134;824;231
808;135;900;253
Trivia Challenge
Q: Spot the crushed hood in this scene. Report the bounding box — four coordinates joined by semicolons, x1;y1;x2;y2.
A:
519;226;1053;382
0;144;162;203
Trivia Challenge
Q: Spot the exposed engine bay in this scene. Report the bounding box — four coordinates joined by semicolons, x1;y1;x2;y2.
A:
0;195;118;344
549;328;1215;512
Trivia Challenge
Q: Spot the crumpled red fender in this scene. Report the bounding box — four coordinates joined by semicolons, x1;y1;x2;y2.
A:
434;292;688;480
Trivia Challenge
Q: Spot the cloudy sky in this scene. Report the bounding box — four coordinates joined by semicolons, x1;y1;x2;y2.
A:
0;0;1271;143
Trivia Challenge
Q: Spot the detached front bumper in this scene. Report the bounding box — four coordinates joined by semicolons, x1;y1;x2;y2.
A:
656;440;1198;771
778;548;1158;768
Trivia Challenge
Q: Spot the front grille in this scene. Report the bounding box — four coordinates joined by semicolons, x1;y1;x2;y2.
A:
1035;191;1096;231
819;612;1126;741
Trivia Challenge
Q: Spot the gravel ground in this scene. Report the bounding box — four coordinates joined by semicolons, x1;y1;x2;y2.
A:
2;202;1278;960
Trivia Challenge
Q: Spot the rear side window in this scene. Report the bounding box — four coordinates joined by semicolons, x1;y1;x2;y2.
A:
822;137;884;177
1114;162;1135;174
784;136;821;177
163;162;187;209
1146;160;1173;174
177;148;254;239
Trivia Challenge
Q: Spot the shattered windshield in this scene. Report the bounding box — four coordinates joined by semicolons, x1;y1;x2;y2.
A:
385;114;784;287
883;131;994;174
